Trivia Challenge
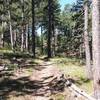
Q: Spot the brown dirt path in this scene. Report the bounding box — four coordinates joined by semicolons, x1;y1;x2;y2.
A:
30;62;62;81
0;58;86;100
0;60;62;100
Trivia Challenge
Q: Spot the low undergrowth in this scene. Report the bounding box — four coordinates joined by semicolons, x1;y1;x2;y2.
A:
50;57;93;94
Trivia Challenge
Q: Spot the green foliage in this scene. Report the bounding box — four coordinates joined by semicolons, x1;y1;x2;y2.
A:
0;0;91;58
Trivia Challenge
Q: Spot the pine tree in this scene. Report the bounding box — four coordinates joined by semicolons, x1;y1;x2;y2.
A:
32;0;35;57
84;0;92;79
92;0;100;99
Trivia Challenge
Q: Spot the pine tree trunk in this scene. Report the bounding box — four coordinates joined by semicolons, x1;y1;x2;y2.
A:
13;30;17;49
27;24;30;52
47;0;52;58
79;39;82;59
21;13;24;52
41;25;44;54
84;1;92;79
32;0;35;57
92;0;100;99
52;20;55;57
8;10;14;50
25;24;28;52
21;0;25;52
0;21;4;48
55;28;58;53
0;34;3;48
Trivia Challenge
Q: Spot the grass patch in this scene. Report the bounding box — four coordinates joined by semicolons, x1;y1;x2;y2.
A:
51;93;65;100
50;57;93;93
0;49;13;53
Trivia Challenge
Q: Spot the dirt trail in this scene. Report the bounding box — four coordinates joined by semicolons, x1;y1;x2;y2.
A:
0;59;86;100
30;62;61;81
0;60;63;100
28;61;62;100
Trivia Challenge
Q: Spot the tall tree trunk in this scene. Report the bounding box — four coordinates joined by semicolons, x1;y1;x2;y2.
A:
52;20;55;57
47;0;52;58
41;25;44;54
21;0;24;52
8;10;14;50
0;20;4;48
0;34;4;48
92;0;100;99
13;30;17;50
53;29;58;57
79;39;82;59
27;24;30;52
21;26;24;52
25;24;28;52
32;0;35;57
84;0;92;79
55;28;58;52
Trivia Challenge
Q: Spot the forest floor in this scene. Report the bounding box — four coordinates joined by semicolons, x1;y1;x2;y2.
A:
0;53;93;100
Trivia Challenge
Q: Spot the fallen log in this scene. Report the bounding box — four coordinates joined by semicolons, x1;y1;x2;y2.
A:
65;80;96;100
49;74;96;100
41;74;96;100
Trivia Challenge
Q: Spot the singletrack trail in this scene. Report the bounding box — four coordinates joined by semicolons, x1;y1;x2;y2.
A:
0;58;86;100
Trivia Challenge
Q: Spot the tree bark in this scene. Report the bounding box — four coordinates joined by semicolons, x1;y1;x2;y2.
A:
55;28;58;53
0;20;4;48
84;0;92;79
41;25;44;54
92;0;100;99
52;20;55;57
27;24;30;52
21;0;25;52
25;24;28;52
13;30;17;49
32;0;35;57
47;0;52;58
8;10;14;50
21;14;24;52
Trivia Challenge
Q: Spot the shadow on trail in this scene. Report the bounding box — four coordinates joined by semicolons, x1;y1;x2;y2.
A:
0;53;64;99
0;75;64;100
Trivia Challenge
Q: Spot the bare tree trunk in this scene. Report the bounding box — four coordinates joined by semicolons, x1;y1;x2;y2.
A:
21;27;24;52
8;10;14;50
21;0;24;52
32;0;35;57
0;20;4;48
79;39;82;59
92;0;100;99
0;34;4;48
25;24;28;52
13;30;17;50
84;1;92;79
52;21;55;57
47;0;52;58
41;25;44;54
0;34;3;48
27;24;30;52
55;28;58;53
